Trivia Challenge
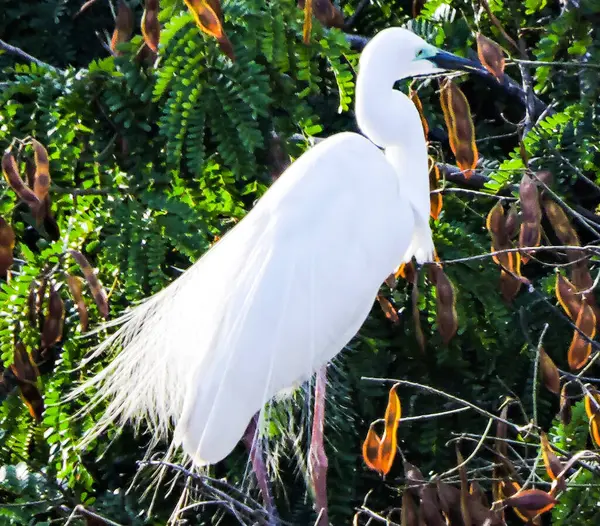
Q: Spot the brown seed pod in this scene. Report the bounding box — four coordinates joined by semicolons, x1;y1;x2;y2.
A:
69;250;109;319
429;161;442;220
377;295;400;325
111;0;134;55
559;384;572;426
0;217;15;276
539;347;560;395
2;150;41;210
429;264;458;344
41;284;64;348
142;0;161;53
183;0;235;60
67;275;89;332
10;343;43;422
567;301;596;371
31;139;50;202
410;88;429;140
362;422;382;473
476;33;505;81
518;174;542;264
439;79;478;179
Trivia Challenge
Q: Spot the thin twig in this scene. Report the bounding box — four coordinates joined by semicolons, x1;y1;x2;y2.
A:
0;39;62;73
443;244;599;265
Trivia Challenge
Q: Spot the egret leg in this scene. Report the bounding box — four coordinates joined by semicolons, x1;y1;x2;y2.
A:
309;366;329;525
242;413;278;523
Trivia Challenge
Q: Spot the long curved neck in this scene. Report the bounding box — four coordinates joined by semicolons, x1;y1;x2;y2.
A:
354;60;434;262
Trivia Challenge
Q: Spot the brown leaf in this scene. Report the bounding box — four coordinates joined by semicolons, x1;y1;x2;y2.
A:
403;461;425;487
17;381;44;422
420;486;446;526
184;0;234;60
141;0;160;53
111;0;134;55
362;422;383;473
456;447;471;526
377;295;400;325
476;33;505;81
570;260;594;292
67;275;89;332
439;79;478;178
568;301;596;370
11;343;39;384
69;250;109;319
2;149;41;211
377;383;401;475
412;283;426;353
539;348;560;394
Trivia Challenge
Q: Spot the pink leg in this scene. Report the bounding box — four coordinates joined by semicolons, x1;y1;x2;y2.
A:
242;414;278;523
309;366;329;525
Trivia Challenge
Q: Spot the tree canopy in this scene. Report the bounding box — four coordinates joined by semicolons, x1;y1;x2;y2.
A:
1;0;600;524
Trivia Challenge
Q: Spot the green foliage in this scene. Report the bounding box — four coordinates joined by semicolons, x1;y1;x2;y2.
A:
1;0;600;524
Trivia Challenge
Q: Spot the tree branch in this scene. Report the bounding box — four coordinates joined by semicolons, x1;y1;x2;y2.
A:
0;39;62;73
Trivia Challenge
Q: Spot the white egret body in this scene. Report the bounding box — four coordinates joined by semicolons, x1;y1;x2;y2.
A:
77;28;481;466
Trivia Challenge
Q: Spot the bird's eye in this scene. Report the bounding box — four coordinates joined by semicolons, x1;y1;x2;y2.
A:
416;48;426;59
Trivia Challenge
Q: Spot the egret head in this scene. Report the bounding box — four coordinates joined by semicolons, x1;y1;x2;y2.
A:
359;27;483;84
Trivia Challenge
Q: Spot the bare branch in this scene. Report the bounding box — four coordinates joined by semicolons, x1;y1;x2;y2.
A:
0;39;62;73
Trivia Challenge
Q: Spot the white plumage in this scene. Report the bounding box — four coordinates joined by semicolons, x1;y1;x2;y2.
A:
74;27;481;467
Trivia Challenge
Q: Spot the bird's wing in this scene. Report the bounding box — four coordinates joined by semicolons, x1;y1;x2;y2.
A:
76;132;417;466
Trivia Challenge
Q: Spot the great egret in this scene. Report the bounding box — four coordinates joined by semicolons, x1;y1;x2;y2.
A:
76;27;481;471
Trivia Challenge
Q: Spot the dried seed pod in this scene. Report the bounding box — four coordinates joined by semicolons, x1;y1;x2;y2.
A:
570;260;594;292
540;432;566;491
142;0;160;53
183;0;235;60
377;383;401;475
401;491;418;526
503;488;557;513
590;413;600;447
111;0;134;55
69;250;109;319
428;161;442;220
31;139;51;202
539;348;560;394
429;264;458;344
568;301;596;370
559;384;572;426
0;217;15;276
412;282;426;352
542;197;579;250
362;422;383;473
439;79;478;178
584;387;600;419
299;0;344;28
10;343;43;422
476;33;505;81
302;0;313;44
556;273;582;320
377;295;400;325
505;204;519;239
41;284;64;348
67;275;89;332
518;174;542;263
2;149;41;210
410;88;429;139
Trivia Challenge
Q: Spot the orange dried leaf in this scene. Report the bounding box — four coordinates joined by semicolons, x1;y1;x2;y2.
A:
377;384;402;475
362;423;383;473
539;348;560;394
568;301;596;370
428;162;442;220
111;0;134;55
185;0;224;39
476;33;505;81
439;79;478;178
